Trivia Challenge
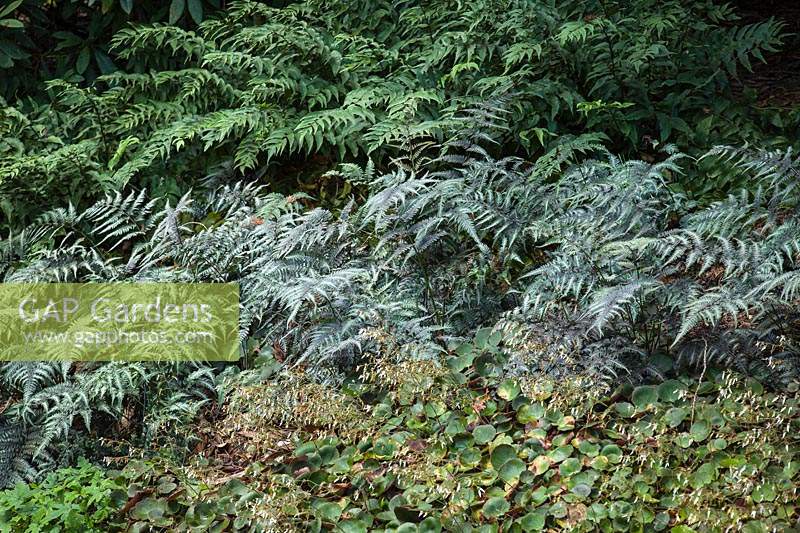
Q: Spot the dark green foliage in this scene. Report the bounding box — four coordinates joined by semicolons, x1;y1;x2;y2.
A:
499;142;800;388
0;0;793;228
0;0;224;99
0;95;105;227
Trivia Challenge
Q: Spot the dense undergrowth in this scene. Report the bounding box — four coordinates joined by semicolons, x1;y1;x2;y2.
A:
3;354;799;531
2;118;799;530
1;0;797;227
1;0;800;531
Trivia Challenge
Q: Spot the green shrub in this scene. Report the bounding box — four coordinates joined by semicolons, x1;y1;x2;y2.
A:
0;109;800;481
2;117;799;484
0;459;124;532
1;0;794;228
0;0;225;99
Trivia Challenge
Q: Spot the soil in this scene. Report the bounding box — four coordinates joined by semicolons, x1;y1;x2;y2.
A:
731;0;800;108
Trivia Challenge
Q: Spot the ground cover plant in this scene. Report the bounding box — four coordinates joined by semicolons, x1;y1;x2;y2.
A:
5;357;799;531
1;0;800;531
100;358;800;531
0;459;124;532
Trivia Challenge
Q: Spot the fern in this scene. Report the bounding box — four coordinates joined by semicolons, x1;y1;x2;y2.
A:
3;101;800;485
2;0;788;229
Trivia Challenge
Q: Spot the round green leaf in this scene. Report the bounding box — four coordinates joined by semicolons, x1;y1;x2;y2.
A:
315;502;343;521
710;438;727;451
690;420;711;442
519;510;546;531
609;500;632;518
571;483;592;498
532;455;551;475
690;463;717;489
517;402;544;424
745;378;764;395
490;444;517;469
459;447;482;467
474;327;493;350
658;379;685;402
419;517;443;533
548;445;573;463
549;501;568;518
590;455;609;470
632;385;659;410
600;444;622;464
559;457;582;477
482;496;510;518
664;407;687;428
337;520;368;533
614;402;635;417
577;440;600;457
752;483;777;503
473;424;496;445
499;458;526;483
586;503;608;522
498;379;521;401
157;481;177;494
